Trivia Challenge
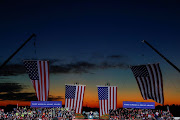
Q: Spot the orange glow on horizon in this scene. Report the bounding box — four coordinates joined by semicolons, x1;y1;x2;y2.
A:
0;98;179;108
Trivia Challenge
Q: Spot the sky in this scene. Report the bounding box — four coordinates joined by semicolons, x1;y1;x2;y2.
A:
0;0;180;108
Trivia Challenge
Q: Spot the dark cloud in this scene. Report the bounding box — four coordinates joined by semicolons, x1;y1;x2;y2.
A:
0;83;25;93
90;53;105;59
51;61;128;74
23;58;61;64
40;59;62;65
48;95;63;101
99;61;128;69
0;55;129;75
107;55;124;59
0;64;26;76
0;83;63;101
0;58;61;76
0;77;9;79
50;61;96;74
0;92;36;101
0;92;63;101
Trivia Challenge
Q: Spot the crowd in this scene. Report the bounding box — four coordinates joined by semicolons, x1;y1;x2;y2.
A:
0;107;75;120
109;108;174;120
0;107;175;120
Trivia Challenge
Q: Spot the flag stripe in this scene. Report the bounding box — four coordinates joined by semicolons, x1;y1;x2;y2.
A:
146;77;152;99
151;64;159;103
110;87;113;109
39;61;43;101
41;61;45;101
157;64;164;104
65;99;67;108
112;87;114;109
43;61;46;101
81;86;85;113
76;86;80;113
74;86;78;110
37;80;40;101
45;61;49;101
156;64;161;104
68;99;70;109
142;77;148;99
146;65;156;101
78;86;82;113
102;100;104;115
105;100;107;114
114;87;116;109
99;100;102;116
135;77;145;99
108;87;110;112
137;77;146;99
116;87;117;109
79;86;84;113
147;65;157;102
154;64;161;103
47;61;50;100
108;87;111;110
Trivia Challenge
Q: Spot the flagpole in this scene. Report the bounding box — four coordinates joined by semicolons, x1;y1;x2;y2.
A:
0;33;36;70
142;40;180;73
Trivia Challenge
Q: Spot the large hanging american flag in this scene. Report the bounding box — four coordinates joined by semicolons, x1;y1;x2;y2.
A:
97;86;117;117
24;60;49;101
65;84;86;114
130;63;164;104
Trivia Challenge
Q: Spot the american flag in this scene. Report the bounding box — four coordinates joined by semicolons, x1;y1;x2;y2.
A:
24;60;49;101
65;84;86;114
130;63;164;104
97;86;117;117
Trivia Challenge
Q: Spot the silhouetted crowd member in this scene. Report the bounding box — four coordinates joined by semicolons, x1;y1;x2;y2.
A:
0;107;75;120
109;108;174;120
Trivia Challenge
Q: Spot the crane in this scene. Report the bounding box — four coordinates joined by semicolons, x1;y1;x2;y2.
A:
0;33;36;70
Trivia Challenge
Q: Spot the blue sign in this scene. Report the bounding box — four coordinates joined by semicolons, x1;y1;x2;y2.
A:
31;101;62;108
123;101;155;109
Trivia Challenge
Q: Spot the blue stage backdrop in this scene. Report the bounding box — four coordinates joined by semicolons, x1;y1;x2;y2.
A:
31;101;62;108
123;101;155;109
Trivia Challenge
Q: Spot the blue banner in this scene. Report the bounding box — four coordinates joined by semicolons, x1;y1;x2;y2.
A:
31;101;62;108
123;101;155;109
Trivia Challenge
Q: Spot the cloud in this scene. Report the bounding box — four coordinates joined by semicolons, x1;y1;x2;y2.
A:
50;61;128;74
0;92;63;101
0;64;26;76
107;55;124;59
39;58;62;65
0;82;63;101
98;61;128;69
0;83;25;93
0;54;129;75
50;61;96;73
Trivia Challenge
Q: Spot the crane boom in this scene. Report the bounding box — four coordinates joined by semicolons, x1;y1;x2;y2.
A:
0;33;36;70
142;40;180;73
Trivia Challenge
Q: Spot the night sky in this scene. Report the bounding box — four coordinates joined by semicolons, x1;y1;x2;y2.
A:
0;0;180;108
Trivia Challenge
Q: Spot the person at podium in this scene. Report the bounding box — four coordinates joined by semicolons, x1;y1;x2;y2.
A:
88;111;94;119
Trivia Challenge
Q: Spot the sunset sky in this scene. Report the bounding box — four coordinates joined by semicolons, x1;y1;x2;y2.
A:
0;0;180;108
